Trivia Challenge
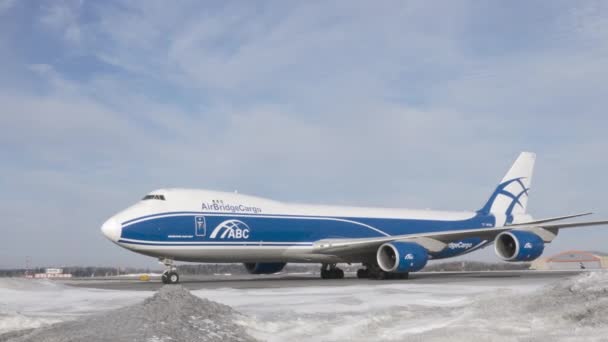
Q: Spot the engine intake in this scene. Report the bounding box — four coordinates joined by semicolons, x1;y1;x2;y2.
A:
243;262;286;274
376;241;428;273
494;230;544;261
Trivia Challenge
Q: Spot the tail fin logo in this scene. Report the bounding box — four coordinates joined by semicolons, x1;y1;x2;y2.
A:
496;177;530;213
209;220;251;239
481;177;530;217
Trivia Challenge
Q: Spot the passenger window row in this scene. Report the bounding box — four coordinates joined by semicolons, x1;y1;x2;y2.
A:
142;194;166;200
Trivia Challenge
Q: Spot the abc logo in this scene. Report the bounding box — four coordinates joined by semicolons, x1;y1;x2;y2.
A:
209;220;251;239
226;227;250;239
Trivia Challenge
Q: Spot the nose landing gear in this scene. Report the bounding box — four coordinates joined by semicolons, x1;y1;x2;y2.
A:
160;258;180;285
162;270;179;284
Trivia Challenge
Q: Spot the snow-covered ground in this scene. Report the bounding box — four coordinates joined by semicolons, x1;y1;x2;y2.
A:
0;278;152;334
1;272;608;341
194;280;546;341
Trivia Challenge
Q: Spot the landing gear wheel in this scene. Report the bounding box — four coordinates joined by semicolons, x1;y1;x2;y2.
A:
364;262;409;280
356;269;370;279
168;271;179;284
159;258;179;285
320;264;344;279
321;269;330;279
162;271;180;284
321;269;344;279
370;271;408;280
335;268;344;279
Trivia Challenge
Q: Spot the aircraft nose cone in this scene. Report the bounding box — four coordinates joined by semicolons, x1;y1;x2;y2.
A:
101;218;121;242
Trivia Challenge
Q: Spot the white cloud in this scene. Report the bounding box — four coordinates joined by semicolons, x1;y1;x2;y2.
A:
39;1;82;44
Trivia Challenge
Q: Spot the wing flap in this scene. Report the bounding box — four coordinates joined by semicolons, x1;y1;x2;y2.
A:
404;237;447;252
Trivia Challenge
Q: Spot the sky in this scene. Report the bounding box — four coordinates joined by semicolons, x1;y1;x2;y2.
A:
1;0;608;268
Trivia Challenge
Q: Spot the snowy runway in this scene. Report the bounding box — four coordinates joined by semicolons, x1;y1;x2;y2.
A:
1;272;607;341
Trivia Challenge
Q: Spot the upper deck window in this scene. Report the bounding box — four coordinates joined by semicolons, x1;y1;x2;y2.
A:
142;194;166;201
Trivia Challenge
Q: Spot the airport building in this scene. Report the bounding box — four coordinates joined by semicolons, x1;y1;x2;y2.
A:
530;250;608;270
32;268;73;279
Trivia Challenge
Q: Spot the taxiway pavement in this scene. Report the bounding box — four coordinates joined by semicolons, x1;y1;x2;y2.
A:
62;269;585;291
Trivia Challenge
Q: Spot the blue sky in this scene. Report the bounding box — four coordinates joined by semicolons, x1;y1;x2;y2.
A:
1;0;607;268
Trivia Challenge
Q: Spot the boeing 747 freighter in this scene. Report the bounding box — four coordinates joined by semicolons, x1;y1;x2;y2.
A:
101;152;608;284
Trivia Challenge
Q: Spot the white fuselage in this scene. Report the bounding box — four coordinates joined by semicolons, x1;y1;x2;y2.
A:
101;188;496;263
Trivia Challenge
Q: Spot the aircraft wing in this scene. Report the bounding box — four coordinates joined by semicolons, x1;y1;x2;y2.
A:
507;212;592;226
312;218;608;255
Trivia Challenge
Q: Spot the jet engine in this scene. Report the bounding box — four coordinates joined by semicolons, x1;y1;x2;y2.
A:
243;262;287;274
494;230;544;261
376;241;428;273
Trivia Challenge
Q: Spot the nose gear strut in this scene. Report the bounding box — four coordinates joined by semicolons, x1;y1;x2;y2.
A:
159;258;180;284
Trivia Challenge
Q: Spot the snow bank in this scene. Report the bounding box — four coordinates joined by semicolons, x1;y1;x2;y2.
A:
2;272;607;341
523;271;608;326
407;271;608;341
0;278;151;335
8;285;257;342
194;281;529;341
194;272;608;342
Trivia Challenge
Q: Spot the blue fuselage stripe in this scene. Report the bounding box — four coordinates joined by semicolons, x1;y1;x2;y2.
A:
118;240;311;247
119;211;496;245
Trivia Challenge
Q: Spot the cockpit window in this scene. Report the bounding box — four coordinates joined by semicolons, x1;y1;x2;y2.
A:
142;194;166;200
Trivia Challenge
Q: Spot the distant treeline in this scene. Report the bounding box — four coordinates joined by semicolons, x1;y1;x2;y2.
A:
0;261;530;277
0;267;156;278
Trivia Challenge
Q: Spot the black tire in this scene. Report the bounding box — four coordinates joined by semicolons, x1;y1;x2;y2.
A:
161;272;169;284
372;272;408;280
356;269;368;279
321;269;330;279
335;269;344;279
167;271;180;284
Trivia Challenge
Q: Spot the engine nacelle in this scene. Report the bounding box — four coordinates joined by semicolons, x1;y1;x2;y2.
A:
243;262;286;274
376;241;428;273
494;230;544;261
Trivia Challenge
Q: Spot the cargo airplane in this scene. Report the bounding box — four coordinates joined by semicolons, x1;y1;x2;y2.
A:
101;152;608;284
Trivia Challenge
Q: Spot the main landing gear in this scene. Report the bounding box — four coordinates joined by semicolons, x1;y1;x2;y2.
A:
356;268;370;279
160;258;180;285
356;263;409;280
320;263;344;279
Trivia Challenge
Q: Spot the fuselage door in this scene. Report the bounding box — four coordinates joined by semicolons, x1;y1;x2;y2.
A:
195;216;206;237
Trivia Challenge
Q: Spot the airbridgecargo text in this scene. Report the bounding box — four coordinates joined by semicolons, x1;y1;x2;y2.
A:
448;241;474;249
201;200;262;214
